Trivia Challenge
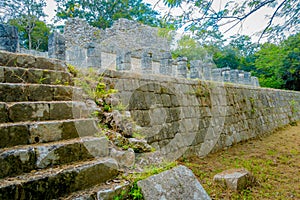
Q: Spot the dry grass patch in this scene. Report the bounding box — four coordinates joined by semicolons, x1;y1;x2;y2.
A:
179;124;300;199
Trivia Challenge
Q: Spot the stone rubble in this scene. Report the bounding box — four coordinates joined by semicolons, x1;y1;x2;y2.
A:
213;168;257;191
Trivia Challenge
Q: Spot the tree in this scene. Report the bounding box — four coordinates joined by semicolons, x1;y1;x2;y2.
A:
159;0;299;42
172;35;208;61
253;43;285;88
281;33;300;90
9;19;50;51
55;0;162;29
1;0;48;50
249;33;300;90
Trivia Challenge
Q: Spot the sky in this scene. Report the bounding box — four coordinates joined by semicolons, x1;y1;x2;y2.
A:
44;0;283;42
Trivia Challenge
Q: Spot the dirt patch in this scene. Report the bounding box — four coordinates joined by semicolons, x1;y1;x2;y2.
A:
179;124;300;199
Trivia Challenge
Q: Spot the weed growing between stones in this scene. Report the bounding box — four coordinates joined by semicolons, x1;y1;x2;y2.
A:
128;182;143;200
71;67;117;103
289;99;298;126
68;65;155;152
116;161;177;199
37;76;47;84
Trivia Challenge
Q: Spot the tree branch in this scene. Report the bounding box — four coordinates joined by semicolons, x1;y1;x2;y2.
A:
258;0;288;43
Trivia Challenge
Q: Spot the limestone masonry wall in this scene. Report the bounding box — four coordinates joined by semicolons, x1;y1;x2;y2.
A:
0;20;260;86
103;70;300;159
55;19;260;87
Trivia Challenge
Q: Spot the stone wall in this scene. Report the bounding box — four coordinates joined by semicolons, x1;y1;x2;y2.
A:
0;20;260;86
61;18;259;86
20;48;48;58
0;24;18;52
103;70;300;160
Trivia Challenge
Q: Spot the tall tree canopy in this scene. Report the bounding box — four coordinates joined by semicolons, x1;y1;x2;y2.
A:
0;0;50;51
55;0;162;29
253;33;300;90
159;0;299;42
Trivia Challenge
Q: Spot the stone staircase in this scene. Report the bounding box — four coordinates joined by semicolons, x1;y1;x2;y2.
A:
0;51;119;199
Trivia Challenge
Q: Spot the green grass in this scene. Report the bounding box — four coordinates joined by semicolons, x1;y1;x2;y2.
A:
179;124;300;199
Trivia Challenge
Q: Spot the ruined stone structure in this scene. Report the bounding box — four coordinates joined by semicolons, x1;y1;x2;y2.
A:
103;70;300;159
50;18;260;86
0;51;119;199
0;30;300;199
0;24;18;52
0;20;260;86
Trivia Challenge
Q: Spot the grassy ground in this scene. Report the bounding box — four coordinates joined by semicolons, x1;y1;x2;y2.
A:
179;124;300;199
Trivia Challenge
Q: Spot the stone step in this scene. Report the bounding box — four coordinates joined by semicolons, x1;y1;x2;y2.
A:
6;101;91;123
0;50;66;71
0;136;109;179
0;66;74;86
0;118;99;148
63;180;131;200
0;158;119;200
0;83;85;102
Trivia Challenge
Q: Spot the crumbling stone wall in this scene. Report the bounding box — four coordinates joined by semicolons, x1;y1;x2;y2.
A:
0;24;18;52
61;18;259;86
19;48;48;58
0;20;260;86
103;70;300;159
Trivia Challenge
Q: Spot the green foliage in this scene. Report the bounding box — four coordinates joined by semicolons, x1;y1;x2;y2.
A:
0;0;46;23
128;182;143;200
72;67;117;102
55;0;162;29
113;190;127;200
251;33;300;90
2;0;49;51
37;76;47;84
158;26;175;42
125;162;177;182
172;35;207;61
67;64;79;77
9;18;50;51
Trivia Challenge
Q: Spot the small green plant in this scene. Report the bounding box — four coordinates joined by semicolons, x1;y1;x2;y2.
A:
129;182;143;200
112;103;127;111
67;64;79;77
103;103;111;112
132;131;144;139
37;76;47;84
289;99;298;126
157;27;174;41
125;162;177;182
54;79;61;85
290;99;298;114
73;67;117;102
249;97;255;105
113;190;127;200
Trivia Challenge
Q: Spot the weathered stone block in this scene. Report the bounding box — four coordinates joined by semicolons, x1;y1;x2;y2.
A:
110;148;135;168
213;168;256;191
0;158;119;199
0;124;30;148
0;148;36;179
28;119;99;144
0;102;8;123
137;165;211;200
0;67;4;82
0;83;28;102
0;24;18;52
8;102;50;122
27;85;54;101
48;32;66;60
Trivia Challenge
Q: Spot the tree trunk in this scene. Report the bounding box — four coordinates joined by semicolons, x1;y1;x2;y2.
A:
28;31;32;50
